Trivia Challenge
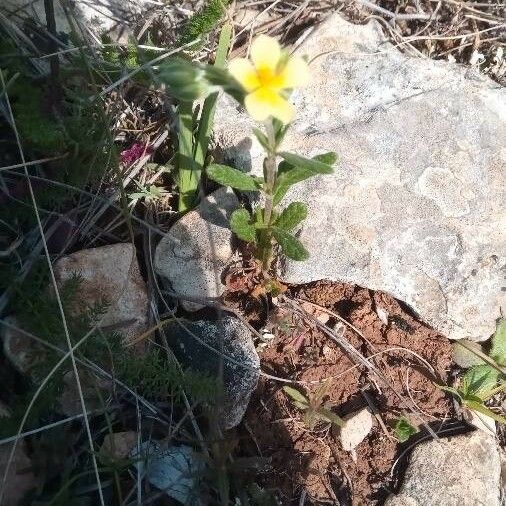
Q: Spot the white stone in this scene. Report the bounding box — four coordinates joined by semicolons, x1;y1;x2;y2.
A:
214;14;506;342
154;188;239;311
132;442;204;504
385;431;501;506
54;243;149;341
339;407;374;451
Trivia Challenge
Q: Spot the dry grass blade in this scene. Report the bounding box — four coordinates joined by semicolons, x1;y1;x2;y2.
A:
0;67;106;505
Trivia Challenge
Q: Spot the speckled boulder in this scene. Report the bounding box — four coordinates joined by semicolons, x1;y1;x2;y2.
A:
385;431;501;506
154;188;239;311
165;316;260;429
214;14;506;342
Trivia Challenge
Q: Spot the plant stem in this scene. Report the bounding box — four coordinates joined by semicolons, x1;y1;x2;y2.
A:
260;119;277;271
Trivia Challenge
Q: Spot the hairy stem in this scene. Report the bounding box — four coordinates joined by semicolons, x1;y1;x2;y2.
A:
260;119;277;271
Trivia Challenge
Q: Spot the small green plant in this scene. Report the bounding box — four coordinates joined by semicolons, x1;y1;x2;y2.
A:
205;35;336;271
160;34;336;265
283;384;344;430
128;182;169;207
394;416;418;442
178;0;232;47
160;23;232;211
441;318;506;424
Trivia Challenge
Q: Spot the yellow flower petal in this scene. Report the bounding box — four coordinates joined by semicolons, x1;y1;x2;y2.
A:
278;56;310;89
244;88;295;124
250;34;281;73
228;58;260;92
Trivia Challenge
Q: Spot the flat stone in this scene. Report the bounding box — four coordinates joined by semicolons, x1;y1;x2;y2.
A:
165;316;260;429
339;408;374;451
214;14;506;342
154;188;239;311
54;243;148;342
385;431;501;506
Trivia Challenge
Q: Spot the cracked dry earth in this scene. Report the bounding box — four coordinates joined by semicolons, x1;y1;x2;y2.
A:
236;280;458;505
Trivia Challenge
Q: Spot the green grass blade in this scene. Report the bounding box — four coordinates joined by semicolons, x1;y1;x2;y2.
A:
194;23;232;172
178;100;198;212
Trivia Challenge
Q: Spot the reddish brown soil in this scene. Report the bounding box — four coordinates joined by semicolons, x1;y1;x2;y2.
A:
237;280;456;505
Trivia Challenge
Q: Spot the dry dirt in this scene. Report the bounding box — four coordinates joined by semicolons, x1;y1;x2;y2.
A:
233;280;458;505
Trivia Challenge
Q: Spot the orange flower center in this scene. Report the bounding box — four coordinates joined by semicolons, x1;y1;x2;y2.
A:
256;66;283;90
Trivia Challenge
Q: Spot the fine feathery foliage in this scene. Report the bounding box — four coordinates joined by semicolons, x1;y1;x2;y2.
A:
177;0;231;46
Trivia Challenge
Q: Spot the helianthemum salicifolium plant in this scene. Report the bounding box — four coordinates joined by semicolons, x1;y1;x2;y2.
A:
159;34;336;271
207;34;336;271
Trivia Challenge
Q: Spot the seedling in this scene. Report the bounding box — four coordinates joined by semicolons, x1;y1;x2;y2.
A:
283;384;344;430
394;417;418;442
441;318;506;424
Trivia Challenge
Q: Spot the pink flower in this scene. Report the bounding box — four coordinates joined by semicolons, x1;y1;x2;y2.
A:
120;143;153;165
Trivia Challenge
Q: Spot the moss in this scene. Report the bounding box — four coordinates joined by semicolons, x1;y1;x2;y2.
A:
178;0;231;46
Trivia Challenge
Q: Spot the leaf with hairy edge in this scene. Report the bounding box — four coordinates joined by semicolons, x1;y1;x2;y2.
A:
207;164;259;191
317;408;345;427
273;152;337;205
230;209;256;242
461;364;500;399
252;128;270;151
272;167;313;205
283;386;309;405
275;202;308;231
272;228;309;261
490;318;506;366
464;400;506;425
279;152;335;174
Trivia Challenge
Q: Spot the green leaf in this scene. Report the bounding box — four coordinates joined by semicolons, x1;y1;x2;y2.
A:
207;164;259;191
313;151;338;166
490;318;506;366
463;400;506;426
275;202;308;231
461;364;501;400
394;417;418;442
252;128;270;151
279;152;335;174
230;209;257;243
283;386;309;406
272;228;309;261
272;152;337;206
438;384;463;401
317;408;345;427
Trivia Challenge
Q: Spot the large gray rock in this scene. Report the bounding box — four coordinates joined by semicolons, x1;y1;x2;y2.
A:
155;188;239;311
385;431;501;506
214;14;506;342
165;316;260;429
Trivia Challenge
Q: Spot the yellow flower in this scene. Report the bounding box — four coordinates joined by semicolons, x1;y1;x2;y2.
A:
228;34;310;124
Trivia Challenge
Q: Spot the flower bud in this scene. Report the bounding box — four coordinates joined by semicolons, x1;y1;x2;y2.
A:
158;59;209;102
